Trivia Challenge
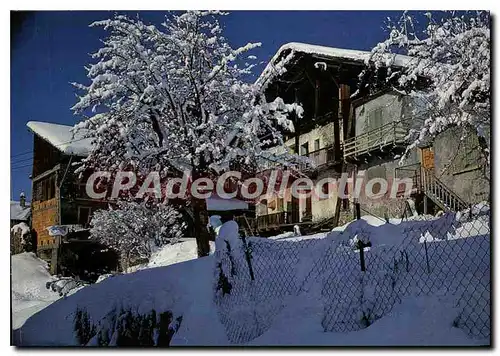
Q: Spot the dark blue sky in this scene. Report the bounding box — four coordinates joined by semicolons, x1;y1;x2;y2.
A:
11;10;398;200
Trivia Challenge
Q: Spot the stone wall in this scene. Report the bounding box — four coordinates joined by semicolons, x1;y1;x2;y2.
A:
433;126;490;204
355;149;419;219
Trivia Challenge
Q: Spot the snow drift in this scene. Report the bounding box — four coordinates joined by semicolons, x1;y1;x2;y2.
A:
14;204;490;346
11;253;61;329
213;204;490;344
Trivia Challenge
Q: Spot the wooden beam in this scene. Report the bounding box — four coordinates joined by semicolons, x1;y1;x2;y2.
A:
339;84;351;142
291;87;301;224
32;164;61;183
315;79;320;118
333;84;352;227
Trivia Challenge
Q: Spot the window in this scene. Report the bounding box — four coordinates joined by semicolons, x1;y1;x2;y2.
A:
314;139;320;152
34;175;56;202
321;182;329;196
78;207;92;227
277;197;284;212
300;142;309;156
369;107;384;129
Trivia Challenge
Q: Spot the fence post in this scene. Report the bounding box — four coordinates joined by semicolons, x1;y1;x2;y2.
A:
241;236;255;281
424;240;430;274
359;242;366;272
355;203;366;272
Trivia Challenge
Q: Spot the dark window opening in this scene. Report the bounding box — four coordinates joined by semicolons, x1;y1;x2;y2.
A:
78;207;92;228
301;142;309;156
34;175;56;202
314;139;320;152
322;182;329;196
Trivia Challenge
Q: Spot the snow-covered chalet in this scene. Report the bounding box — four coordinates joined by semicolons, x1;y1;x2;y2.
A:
247;42;489;234
26;121;117;275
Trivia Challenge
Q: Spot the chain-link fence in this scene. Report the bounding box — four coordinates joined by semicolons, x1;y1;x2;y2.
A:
213;203;490;344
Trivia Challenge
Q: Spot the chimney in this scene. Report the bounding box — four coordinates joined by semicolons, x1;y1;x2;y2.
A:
20;192;26;208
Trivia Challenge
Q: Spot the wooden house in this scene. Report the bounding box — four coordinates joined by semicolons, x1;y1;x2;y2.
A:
250;42;489;233
27;121;115;275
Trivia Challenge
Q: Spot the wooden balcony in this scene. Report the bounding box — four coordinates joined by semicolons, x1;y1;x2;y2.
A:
260;145;340;174
343;121;408;160
256;211;295;230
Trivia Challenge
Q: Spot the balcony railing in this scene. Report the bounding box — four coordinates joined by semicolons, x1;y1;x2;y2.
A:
256;211;296;230
299;145;338;171
344;120;408;160
260;145;339;173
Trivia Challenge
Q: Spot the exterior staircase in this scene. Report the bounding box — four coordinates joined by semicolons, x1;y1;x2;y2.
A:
420;168;468;212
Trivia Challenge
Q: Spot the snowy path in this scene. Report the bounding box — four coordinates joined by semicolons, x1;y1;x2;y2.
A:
11;253;61;329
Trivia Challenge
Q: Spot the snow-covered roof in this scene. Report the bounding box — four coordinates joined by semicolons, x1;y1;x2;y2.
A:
11;201;31;221
27;121;93;156
255;42;413;90
206;196;248;211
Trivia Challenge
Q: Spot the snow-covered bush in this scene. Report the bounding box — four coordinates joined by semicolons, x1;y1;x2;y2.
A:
90;201;185;268
46;277;88;297
364;11;490;165
73;306;181;346
10;222;32;254
74;307;97;346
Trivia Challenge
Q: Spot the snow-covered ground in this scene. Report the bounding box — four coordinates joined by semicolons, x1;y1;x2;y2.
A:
127;239;215;272
15;241;488;346
13;204;490;346
11;253;61;329
247;294;486;346
12;239;212;330
14;255;228;346
213;208;490;345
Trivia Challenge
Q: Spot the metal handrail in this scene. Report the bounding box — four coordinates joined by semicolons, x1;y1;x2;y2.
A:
421;168;467;211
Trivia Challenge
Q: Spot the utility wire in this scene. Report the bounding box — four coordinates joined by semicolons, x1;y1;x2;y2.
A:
10;156;33;165
11;163;33;170
10;150;33;158
11;136;90;158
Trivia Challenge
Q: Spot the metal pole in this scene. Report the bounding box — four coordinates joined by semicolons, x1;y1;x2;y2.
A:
359;242;366;272
241;236;255;281
424;240;430;274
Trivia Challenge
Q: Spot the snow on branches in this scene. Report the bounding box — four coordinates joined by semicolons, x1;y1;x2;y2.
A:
365;11;490;164
71;11;298;177
90;201;185;263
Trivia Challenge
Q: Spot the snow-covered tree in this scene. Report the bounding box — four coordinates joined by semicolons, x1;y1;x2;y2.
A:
72;11;300;257
90;201;185;269
364;11;490;166
10;222;30;254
